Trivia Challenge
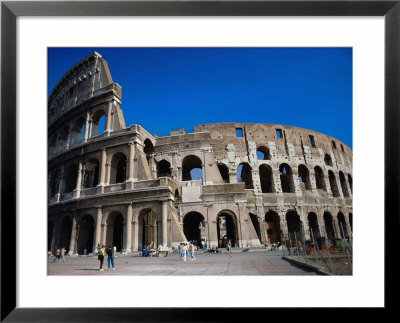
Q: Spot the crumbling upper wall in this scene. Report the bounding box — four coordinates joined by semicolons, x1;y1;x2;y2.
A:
48;52;122;126
193;123;352;168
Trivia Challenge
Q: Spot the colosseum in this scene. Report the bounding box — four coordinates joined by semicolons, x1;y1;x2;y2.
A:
48;52;353;256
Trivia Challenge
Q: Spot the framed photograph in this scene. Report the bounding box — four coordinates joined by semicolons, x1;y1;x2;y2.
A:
1;0;397;321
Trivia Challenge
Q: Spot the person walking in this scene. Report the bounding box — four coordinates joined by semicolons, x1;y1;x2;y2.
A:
53;248;61;263
60;247;66;263
106;245;115;271
98;245;105;271
178;243;183;260
226;240;232;257
190;242;196;261
182;243;187;262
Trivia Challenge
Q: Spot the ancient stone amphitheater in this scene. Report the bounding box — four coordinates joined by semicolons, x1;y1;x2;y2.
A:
48;52;353;255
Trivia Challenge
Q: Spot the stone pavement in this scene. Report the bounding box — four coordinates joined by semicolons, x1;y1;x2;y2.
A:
48;248;321;276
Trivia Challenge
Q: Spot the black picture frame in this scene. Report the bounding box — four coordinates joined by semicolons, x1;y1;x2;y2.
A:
1;1;397;321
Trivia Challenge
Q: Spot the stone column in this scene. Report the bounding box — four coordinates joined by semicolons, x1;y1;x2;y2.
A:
309;169;317;192
272;170;282;193
68;216;78;255
126;141;135;189
93;207;102;252
161;201;168;246
292;169;301;193
101;223;107;246
84;111;90;142
55;164;64;203
98;148;107;194
251;169;261;193
105;100;113;135
73;161;83;198
132;220;139;252
124;203;133;252
279;211;289;240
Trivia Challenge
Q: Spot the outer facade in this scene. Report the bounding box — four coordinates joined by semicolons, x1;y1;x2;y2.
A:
48;52;353;255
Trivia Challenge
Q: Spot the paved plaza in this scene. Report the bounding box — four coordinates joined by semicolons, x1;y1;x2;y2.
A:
48;249;321;276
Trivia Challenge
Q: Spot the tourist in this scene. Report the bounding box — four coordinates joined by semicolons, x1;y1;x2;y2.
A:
106;245;115;271
53;248;61;263
98;245;105;271
142;245;149;257
60;247;66;263
178;243;183;259
226;240;232;254
182;243;187;262
189;242;196;261
201;240;206;252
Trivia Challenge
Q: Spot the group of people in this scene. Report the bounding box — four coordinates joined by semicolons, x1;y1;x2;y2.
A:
52;247;66;263
97;244;116;271
178;242;196;261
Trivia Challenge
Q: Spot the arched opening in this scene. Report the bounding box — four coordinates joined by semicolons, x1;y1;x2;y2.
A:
58;216;72;253
314;166;326;191
256;146;270;160
337;212;348;238
308;212;321;240
328;171;340;197
48;221;54;252
286;210;303;241
324;154;333;166
138;209;158;250
323;212;336;243
183;212;205;246
259;164;274;193
110;152;127;184
83;158;100;188
217;163;230;183
58;125;69;150
349;213;353;232
50;170;61;196
106;212;124;251
144;139;155;168
91;110;106;137
249;213;262;243
70;117;85;146
157;159;171;177
237;163;253;189
265;211;281;244
339;172;350;197
49;135;57;156
217;211;238;247
64;163;78;193
174;189;181;207
77;214;95;254
182;155;203;181
298;165;312;191
348;174;353;193
280;164;295;193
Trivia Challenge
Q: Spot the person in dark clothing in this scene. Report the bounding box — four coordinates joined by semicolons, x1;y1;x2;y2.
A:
106;245;115;271
98;245;105;271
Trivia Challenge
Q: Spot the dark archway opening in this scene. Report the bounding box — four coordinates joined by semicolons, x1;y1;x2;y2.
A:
314;166;326;191
237;163;253;189
138;209;158;250
323;212;336;243
77;214;95;254
324;154;333;166
259;164;274;193
217;163;230;183
106;212;124;251
48;221;54;252
298;165;312;191
249;213;262;243
58;217;72;253
157;159;171;177
217;212;238;247
339;172;350;197
308;212;320;240
182;155;203;181
183;212;205;246
286;210;303;242
83;159;100;188
110;153;127;184
328;171;340;197
337;212;348;238
280;164;294;193
64;163;78;193
265;211;281;244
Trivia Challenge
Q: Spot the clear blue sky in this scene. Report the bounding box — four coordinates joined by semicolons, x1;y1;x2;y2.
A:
48;47;352;148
